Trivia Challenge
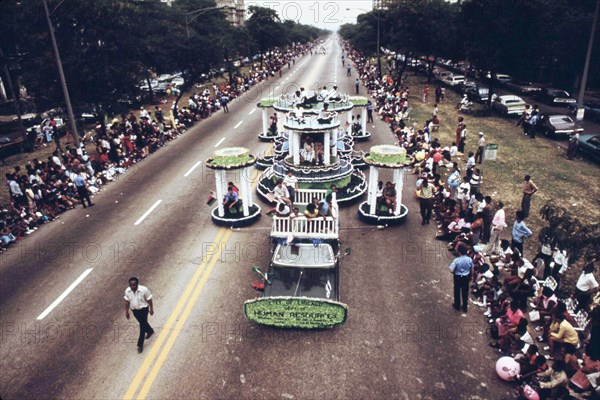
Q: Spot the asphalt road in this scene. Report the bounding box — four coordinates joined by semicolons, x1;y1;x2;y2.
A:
0;36;513;399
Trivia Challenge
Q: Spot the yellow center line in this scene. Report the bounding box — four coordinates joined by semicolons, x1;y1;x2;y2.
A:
125;153;265;399
136;228;234;399
123;227;226;400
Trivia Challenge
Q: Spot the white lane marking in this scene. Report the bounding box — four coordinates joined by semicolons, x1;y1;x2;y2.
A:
234;121;243;129
248;108;256;115
184;161;202;177
214;137;226;147
37;268;94;320
134;200;162;226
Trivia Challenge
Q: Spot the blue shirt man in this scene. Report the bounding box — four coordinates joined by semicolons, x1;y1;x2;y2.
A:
223;190;238;204
74;175;86;187
449;246;473;312
511;210;532;256
449;254;474;276
512;220;532;244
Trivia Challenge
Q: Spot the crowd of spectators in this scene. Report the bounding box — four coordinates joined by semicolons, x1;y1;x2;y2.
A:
1;42;320;252
343;40;599;399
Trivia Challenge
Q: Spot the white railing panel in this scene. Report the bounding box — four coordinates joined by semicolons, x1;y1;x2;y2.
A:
270;216;338;239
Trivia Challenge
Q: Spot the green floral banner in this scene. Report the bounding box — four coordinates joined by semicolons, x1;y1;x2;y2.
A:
244;297;348;329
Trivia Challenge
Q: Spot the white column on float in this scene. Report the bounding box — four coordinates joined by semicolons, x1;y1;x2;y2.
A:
245;166;254;207
284;132;294;156
368;166;379;215
393;167;404;216
331;128;338;158
215;169;226;217
240;167;250;216
261;108;269;135
361;107;367;134
324;131;331;164
292;131;301;165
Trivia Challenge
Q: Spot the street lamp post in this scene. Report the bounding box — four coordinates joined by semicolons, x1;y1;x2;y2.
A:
42;0;80;148
376;10;381;80
185;6;224;38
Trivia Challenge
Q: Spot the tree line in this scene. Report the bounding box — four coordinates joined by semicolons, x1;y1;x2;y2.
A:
339;0;599;92
0;0;327;117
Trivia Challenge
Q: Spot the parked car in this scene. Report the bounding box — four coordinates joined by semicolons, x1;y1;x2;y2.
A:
465;85;490;102
26;117;66;139
169;76;184;87
492;95;527;116
0;119;26;154
139;79;159;92
72;103;99;125
504;79;542;94
568;101;600;123
540;114;583;138
578;133;600;162
435;71;453;81
535;88;577;106
443;74;465;88
493;74;513;85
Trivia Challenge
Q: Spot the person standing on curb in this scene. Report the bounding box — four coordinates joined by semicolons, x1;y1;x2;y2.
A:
449;245;474;313
417;178;434;225
124;277;155;354
366;101;374;123
511;211;532;257
521;175;538;219
73;172;94;208
220;94;230;113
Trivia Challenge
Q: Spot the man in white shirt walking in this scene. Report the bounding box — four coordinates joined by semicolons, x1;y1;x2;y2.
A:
124;277;155;353
486;201;507;255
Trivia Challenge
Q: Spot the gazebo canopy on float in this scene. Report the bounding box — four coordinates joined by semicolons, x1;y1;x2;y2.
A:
358;145;414;225
205;147;261;227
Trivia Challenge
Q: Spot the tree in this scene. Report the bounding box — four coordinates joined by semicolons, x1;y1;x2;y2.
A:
246;6;287;68
539;202;600;262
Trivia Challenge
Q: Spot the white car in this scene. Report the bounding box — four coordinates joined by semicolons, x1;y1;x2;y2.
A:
492;95;527;116
443;75;465;87
170;77;184;87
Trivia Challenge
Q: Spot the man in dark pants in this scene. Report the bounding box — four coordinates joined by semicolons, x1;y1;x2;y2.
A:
73;173;94;208
417;179;434;224
521;175;538;219
449;246;474;312
124;277;155;353
366;101;374;123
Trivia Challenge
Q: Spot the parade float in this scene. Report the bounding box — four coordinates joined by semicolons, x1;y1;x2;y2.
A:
357;144;413;225
255;91;368;205
244;190;348;329
205;147;261;227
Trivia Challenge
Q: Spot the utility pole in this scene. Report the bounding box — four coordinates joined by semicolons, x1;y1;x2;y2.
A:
42;0;80;148
376;10;382;80
576;0;599;121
